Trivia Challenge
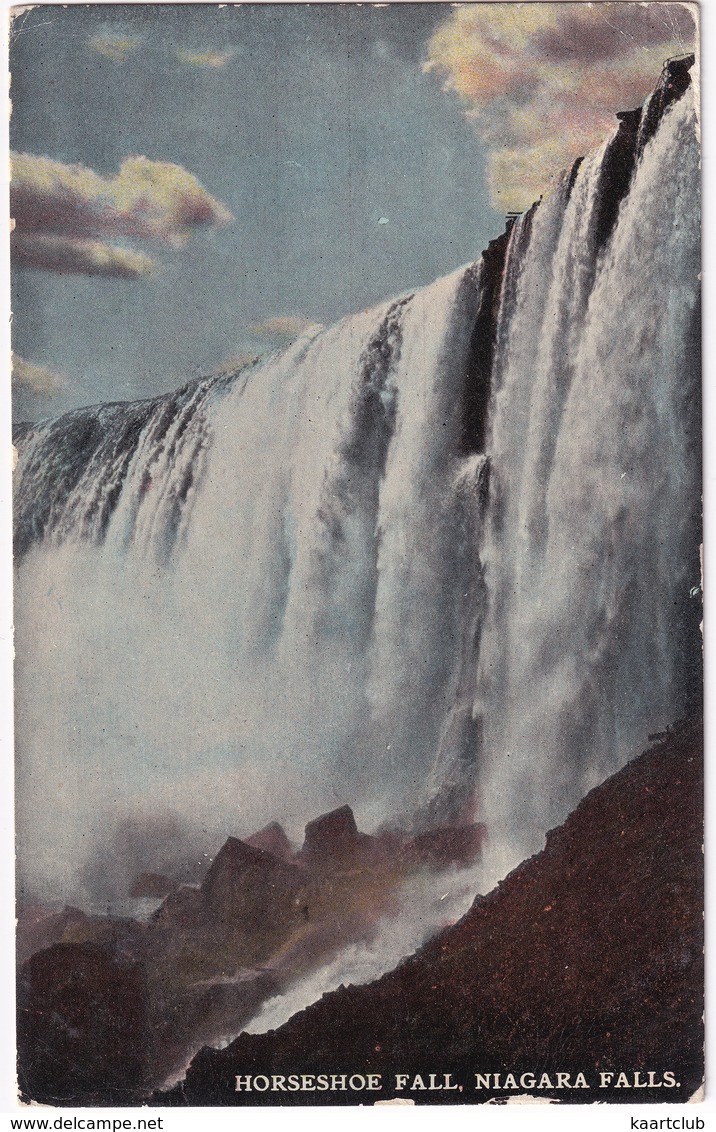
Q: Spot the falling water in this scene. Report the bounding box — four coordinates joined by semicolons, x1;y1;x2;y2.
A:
474;85;701;876
14;264;491;905
13;76;700;906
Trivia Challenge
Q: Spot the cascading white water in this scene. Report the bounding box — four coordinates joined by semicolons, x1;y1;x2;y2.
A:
13;78;700;908
14;264;489;905
474;86;701;878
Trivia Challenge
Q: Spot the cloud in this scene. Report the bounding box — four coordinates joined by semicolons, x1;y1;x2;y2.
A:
11;152;233;277
424;3;696;211
12;354;67;398
177;47;235;68
249;315;323;341
87;31;234;69
11;233;155;278
87;32;142;61
533;5;695;63
11;152;233;242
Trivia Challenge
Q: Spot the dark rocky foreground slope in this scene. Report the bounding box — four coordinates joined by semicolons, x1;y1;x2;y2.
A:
17;807;483;1106
165;719;703;1106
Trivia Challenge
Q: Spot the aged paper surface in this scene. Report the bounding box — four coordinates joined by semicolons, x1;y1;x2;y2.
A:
8;1;703;1110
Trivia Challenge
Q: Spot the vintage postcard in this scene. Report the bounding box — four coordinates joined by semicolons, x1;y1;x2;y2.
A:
9;1;703;1109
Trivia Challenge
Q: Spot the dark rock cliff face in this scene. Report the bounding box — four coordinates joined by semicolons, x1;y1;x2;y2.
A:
460;230;510;456
168;720;703;1106
638;54;695;157
593;107;643;254
592;55;694;255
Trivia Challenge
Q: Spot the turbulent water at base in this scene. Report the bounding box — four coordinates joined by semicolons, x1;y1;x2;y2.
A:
13;78;700;908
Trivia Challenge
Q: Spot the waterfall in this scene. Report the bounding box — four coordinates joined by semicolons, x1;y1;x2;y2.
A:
14;264;491;904
475;84;701;876
13;74;700;907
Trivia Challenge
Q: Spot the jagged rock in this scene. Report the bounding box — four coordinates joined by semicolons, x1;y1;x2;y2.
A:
201;837;303;919
301;805;359;855
594;53;694;254
638;54;695;156
299;804;380;868
152;884;205;928
17;942;151;1105
173;720;703;1106
17;904;146;966
460;231;510;456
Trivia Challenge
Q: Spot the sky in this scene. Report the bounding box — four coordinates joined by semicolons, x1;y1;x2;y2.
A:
10;3;503;417
9;2;695;420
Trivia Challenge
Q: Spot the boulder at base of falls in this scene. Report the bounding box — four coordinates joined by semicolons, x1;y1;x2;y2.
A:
200;837;304;925
167;718;703;1107
15;799;490;1104
298;804;382;869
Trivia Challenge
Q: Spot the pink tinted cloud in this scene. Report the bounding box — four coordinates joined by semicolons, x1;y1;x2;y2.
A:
11;232;155;278
11;152;233;276
534;4;695;63
425;3;696;210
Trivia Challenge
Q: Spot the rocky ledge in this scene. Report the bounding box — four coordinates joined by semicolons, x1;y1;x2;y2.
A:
166;719;703;1107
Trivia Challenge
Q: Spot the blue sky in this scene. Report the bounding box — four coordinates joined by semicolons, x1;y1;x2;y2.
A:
10;4;504;418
